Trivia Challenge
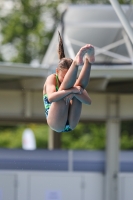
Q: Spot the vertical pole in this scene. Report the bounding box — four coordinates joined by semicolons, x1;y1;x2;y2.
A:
110;0;133;43
24;91;32;118
105;94;120;200
105;119;120;200
48;128;61;150
68;150;73;171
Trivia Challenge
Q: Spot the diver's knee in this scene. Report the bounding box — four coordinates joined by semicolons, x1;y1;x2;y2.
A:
47;119;64;133
51;128;62;133
69;123;77;130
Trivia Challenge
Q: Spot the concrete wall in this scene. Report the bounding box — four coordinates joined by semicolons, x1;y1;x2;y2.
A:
0;171;133;200
0;171;104;200
0;90;133;122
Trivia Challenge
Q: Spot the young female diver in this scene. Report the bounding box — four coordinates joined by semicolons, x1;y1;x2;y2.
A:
43;32;95;132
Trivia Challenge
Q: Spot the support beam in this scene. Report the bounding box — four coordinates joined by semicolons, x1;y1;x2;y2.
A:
88;78;110;91
48;128;61;150
105;94;120;200
105;119;120;200
64;34;75;59
69;38;131;62
24;91;32;118
110;0;133;43
122;31;133;62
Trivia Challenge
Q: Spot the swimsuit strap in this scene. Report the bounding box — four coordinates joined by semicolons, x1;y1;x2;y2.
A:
55;74;59;91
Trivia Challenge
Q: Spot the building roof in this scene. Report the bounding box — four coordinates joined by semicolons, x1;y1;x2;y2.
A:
42;4;133;65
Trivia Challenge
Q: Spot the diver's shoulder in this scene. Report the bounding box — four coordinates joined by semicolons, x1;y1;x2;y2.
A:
46;73;56;83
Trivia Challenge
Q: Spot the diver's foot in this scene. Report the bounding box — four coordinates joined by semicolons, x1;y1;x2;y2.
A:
85;45;95;63
75;44;95;65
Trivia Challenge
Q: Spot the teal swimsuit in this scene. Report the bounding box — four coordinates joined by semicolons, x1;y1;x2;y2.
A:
43;74;72;132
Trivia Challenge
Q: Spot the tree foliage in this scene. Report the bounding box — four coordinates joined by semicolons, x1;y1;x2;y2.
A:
61;123;106;149
0;0;54;63
0;124;49;149
0;122;133;150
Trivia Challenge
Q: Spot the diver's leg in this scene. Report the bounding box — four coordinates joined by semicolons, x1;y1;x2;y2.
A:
74;58;91;89
47;100;69;132
68;98;82;130
59;45;94;91
58;60;79;91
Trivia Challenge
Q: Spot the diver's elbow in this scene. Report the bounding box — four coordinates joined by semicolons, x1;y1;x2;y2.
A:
48;96;52;103
87;99;91;105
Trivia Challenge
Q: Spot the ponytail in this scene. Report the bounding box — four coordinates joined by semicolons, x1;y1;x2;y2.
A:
58;31;65;60
57;31;73;70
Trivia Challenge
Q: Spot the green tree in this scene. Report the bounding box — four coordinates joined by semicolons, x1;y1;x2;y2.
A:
120;121;133;149
61;122;106;150
0;0;54;63
0;121;133;150
0;124;49;149
0;122;106;149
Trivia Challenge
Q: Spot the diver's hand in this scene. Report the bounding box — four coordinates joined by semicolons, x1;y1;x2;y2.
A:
64;94;74;105
71;87;81;94
74;86;84;94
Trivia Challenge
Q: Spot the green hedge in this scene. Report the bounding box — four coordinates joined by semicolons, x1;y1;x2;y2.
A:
0;122;133;150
